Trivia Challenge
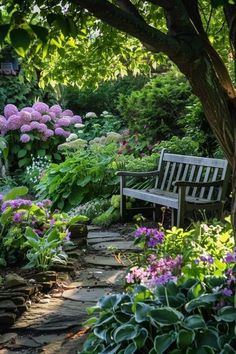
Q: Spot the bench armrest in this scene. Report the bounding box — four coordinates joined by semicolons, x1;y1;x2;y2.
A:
173;179;225;187
116;170;159;177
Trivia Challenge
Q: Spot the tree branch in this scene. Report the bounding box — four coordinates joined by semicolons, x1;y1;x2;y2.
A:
115;0;145;23
75;0;181;57
224;4;236;57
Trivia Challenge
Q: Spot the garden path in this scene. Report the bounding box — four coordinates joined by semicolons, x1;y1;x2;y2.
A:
0;227;136;354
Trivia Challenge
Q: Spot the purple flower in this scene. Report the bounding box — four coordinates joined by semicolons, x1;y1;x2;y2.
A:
0;194;3;201
125;272;134;284
31;111;42;121
37;123;48;133
50;104;62;116
42;199;52;207
62;109;73;117
50;219;55;225
44;129;54;138
71;115;82;124
57;117;71;127
20;124;32;133
13;212;24;222
6;115;21;130
20;111;31;123
41;115;51;123
21;107;34;113
0;116;7;130
222;288;233;297
4;104;18;119
224;252;236;263
49;112;56;121
20;134;30;143
1;199;32;212
55;127;67;136
65;231;71;241
194;259;200;265
32;102;49;114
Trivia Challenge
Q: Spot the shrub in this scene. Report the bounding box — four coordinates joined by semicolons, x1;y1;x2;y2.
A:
0;102;83;170
153;136;201;156
117;72;193;147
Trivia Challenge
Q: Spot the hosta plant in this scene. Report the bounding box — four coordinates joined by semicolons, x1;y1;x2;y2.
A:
80;274;236;354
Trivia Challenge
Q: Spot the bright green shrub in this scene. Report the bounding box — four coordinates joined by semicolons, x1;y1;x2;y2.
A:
153;136;201;156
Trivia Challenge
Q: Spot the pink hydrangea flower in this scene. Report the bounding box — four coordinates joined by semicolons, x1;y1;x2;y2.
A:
20;124;32;133
71;115;82;124
32;102;49;114
57;117;71;127
62;109;73;117
20;134;30;143
21;107;34;113
55;127;66;136
4;104;18;119
6;115;21;130
30;121;41;129
37;123;48;133
41;115;51;123
0;116;7;130
31;111;42;121
50;104;62;116
20;111;31;124
44;129;54;138
49;112;56;121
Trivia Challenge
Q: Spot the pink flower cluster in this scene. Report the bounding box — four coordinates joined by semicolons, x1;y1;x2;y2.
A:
1;103;82;143
126;254;183;288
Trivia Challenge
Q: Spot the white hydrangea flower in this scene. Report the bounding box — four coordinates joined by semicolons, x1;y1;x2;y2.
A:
85;112;97;119
102;111;109;116
75;123;85;129
66;133;78;142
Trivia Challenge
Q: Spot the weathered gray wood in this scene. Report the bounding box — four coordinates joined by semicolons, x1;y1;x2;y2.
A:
118;149;230;226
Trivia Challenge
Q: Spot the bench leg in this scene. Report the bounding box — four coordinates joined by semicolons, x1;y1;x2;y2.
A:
153;204;159;222
171;209;177;226
120;176;126;222
177;186;186;228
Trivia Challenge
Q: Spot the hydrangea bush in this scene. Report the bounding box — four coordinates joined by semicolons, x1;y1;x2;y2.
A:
0;103;82;169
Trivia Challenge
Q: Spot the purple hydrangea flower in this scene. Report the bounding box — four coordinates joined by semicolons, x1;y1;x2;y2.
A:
20;124;32;133
44;129;54;138
222;288;233;296
6;115;21;130
0;116;7;130
224;252;236;263
20;111;31;123
50;104;62;116
49;112;56;121
55;127;66;136
57;117;71;127
31;111;42;121
30;121;41;130
71;115;82;124
37;123;48;133
42;199;52;207
62;109;73;117
21;107;34;113
4;104;18;119
41;115;51;123
32;102;49;114
20;134;30;143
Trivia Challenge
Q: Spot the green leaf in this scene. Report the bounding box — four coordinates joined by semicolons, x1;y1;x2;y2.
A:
154;331;176;353
177;329;195;348
30;24;48;43
134;328;148;349
18;157;31;167
94;326;108;341
18;149;27;158
185;294;218;312
113;324;139;343
0;24;10;44
3;186;28;201
134;302;153;323
196;329;219;350
215;306;236;322
124;342;137;354
220;343;236;354
68;215;88;226
10;28;31;56
183;315;206;330
149;307;184;325
101;344;121;354
98;294;121;310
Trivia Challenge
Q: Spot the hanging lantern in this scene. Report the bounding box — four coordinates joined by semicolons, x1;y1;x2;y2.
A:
0;47;19;76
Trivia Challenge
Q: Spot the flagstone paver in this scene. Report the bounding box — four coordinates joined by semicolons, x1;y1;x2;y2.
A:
0;228;132;353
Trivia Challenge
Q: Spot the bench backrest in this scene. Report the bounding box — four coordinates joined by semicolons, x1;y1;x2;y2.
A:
155;150;230;201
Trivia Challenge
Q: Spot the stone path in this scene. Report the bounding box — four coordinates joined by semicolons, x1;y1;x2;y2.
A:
0;228;135;353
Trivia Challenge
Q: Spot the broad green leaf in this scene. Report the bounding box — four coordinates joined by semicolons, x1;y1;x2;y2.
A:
113;324;139;343
18;149;27;158
0;24;10;44
10;28;31;56
154;331;176;353
124;342;137;354
183;315;206;330
215;307;236;322
134;302;153;323
134;328;148;349
149;307;184;325
30;24;48;43
220;343;236;354
185;294;218;312
94;326;108;341
196;329;219;350
177;329;195;348
3;186;28;201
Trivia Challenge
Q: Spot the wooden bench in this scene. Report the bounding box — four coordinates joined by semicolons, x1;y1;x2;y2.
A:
117;149;230;227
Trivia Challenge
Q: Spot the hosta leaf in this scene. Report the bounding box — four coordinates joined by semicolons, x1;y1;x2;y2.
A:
149;307;184;325
220;343;236;354
185;294;218;312
3;186;28;201
135;302;154;323
124;342;137;354
134;328;148;349
183;315;206;330
177;329;195;348
215;307;236;322
154;331;176;353
113;324;139;343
